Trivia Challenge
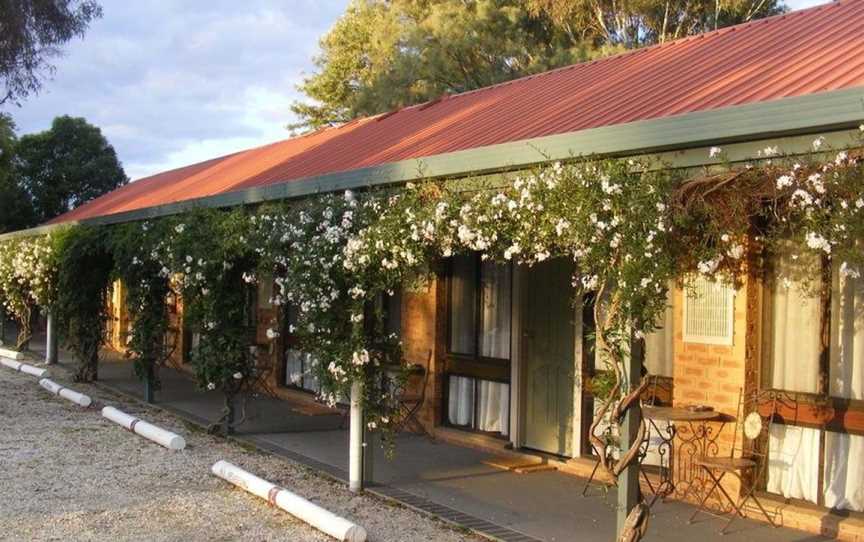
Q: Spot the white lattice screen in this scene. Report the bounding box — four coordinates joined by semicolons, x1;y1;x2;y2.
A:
683;277;735;345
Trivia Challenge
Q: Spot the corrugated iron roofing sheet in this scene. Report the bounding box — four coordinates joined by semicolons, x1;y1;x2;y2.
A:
52;0;864;224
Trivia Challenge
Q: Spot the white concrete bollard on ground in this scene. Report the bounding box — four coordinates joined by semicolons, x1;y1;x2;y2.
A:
211;460;367;542
1;357;49;378
101;406;186;450
0;347;24;360
38;378;92;407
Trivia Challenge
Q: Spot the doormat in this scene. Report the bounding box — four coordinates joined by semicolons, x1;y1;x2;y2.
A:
482;456;557;474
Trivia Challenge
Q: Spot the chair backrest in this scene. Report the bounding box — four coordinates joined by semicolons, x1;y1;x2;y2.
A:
728;389;780;483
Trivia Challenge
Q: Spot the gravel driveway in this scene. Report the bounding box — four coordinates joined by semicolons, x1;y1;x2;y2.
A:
0;363;476;542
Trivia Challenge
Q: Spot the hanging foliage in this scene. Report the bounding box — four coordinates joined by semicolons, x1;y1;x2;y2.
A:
0;233;59;350
53;225;114;382
110;220;174;398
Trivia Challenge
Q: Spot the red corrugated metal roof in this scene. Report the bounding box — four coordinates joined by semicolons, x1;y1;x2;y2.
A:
52;0;864;224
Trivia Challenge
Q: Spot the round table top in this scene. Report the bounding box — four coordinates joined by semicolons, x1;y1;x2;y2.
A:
642;405;730;422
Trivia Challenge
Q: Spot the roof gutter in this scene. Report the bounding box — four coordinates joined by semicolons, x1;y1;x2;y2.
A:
3;87;863;241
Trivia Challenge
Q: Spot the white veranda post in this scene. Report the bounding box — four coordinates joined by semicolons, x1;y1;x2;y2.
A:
349;380;364;492
46;311;58;365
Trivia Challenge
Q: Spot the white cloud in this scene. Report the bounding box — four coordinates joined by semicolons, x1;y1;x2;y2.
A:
4;0;348;181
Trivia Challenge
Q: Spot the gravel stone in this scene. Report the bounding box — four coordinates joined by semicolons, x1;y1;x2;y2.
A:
0;366;477;542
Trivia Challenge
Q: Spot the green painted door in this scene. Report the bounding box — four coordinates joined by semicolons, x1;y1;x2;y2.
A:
523;259;577;457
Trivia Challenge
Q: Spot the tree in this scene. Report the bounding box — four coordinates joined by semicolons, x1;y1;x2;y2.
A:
292;0;785;129
291;0;590;130
525;0;786;47
0;0;102;106
0;114;35;232
16;115;127;223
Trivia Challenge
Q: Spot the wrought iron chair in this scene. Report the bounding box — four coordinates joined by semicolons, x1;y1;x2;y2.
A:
688;389;780;534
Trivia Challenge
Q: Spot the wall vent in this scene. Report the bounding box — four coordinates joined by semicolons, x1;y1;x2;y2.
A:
683;276;735;346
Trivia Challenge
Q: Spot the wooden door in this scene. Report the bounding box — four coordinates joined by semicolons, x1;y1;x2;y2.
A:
522;259;578;457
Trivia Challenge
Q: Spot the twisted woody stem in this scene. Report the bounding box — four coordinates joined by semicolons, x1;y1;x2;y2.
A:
587;279;649;482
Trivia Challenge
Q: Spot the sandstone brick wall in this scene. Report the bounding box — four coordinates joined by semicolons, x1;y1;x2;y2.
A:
670;274;759;500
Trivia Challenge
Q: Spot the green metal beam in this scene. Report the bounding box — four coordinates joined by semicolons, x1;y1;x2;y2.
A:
2;87;863;240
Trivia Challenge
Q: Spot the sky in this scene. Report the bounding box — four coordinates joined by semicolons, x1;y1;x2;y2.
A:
3;0;829;182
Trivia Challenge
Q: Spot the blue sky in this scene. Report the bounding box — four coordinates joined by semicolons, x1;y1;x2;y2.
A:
2;0;830;181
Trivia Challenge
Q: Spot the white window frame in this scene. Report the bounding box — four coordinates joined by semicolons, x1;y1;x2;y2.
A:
682;276;735;346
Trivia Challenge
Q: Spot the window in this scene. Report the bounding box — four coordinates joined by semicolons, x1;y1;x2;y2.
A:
762;250;864;512
644;287;675;378
683;276;735;345
445;253;512;436
281;303;320;393
448;254;512;360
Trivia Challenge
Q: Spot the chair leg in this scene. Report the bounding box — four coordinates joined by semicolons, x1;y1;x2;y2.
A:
689;468;724;525
582;458;602;497
721;485;777;535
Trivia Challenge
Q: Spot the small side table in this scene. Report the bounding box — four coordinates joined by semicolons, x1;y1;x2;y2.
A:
642;406;732;505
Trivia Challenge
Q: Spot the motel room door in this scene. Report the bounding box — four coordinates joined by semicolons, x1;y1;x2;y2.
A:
521;259;580;457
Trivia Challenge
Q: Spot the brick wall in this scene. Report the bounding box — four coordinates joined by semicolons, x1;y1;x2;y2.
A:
400;277;444;433
671;274;759;501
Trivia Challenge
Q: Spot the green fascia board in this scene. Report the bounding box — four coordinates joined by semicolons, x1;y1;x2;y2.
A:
3;87;863;240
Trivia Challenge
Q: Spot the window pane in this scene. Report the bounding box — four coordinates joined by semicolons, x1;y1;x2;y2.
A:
766;250;821;393
824;430;864;512
645;286;674;377
447;375;475;426
450;255;477;354
480;261;511;359
385;289;402;338
767;423;820;504
831;265;864;400
285;349;304;387
477;380;510;435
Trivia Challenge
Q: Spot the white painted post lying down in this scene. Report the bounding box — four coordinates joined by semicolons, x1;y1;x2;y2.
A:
0;347;25;360
212;460;367;542
1;357;49;378
102;406;186;450
38;378;92;407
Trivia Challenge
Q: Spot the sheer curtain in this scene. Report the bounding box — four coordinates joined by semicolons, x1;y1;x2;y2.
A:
825;266;864;511
450;255;477;354
477;380;509;435
285;349;303;387
448;375;475;426
766;251;821;393
767;423;820;503
480;261;511;359
765;250;821;502
645;287;674;377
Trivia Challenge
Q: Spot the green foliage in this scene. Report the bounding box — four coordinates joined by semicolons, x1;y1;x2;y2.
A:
292;0;784;129
109;221;172;388
0;0;102;105
0;233;58;349
291;0;591;129
0;115;35;233
525;0;785;47
15;115;128;223
53;225;113;381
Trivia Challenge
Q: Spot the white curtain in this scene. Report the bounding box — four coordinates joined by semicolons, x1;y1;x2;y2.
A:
285;350;319;392
831;268;864;400
450;255;477;354
823;266;864;512
480;262;511;359
767;423;820;504
767;251;821;393
285;349;304;387
477;380;510;436
644;287;674;377
824;431;864;512
448;375;475;426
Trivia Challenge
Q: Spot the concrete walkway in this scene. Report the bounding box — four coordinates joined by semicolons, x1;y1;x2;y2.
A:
89;358;823;542
6;324;825;542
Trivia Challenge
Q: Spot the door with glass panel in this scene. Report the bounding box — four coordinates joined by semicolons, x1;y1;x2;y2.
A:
523;259;577;457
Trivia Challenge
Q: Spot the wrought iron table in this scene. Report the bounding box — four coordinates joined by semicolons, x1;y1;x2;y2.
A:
641;406;733;506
